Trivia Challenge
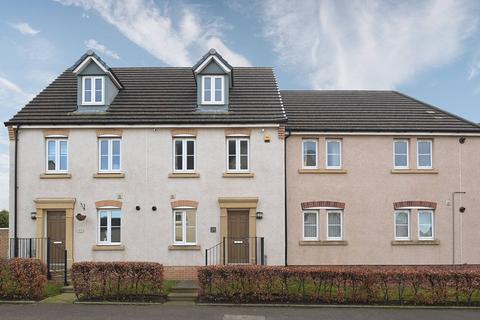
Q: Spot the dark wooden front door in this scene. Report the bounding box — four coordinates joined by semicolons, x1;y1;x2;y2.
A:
227;210;249;263
47;211;66;271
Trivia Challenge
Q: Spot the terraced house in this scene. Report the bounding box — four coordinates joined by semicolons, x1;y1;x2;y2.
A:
5;49;480;279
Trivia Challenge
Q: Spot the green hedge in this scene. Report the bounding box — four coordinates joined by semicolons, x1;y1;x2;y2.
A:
198;265;480;305
72;262;164;301
0;258;47;300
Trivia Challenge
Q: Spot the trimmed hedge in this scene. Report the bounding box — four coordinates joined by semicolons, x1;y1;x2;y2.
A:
198;265;480;305
72;262;164;301
0;258;47;300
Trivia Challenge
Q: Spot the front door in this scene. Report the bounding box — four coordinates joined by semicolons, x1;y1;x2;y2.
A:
46;211;66;272
227;210;249;263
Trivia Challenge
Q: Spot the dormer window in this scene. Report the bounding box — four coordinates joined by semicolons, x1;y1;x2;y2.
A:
82;76;104;105
202;75;224;104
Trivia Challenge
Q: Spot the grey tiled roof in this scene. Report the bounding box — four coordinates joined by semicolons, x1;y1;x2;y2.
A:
6;67;286;125
281;90;480;132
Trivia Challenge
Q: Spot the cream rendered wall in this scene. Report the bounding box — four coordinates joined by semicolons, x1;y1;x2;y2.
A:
287;134;480;265
13;127;285;266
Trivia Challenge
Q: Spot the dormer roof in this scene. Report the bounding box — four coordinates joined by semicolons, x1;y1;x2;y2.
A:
192;49;232;74
70;50;123;89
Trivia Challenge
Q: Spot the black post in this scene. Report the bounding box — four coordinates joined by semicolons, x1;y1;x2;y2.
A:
260;237;265;265
205;249;208;266
29;238;32;258
64;249;68;286
46;238;51;280
222;237;226;265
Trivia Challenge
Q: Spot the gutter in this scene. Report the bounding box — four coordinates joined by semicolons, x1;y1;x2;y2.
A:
13;125;20;257
284;130;291;266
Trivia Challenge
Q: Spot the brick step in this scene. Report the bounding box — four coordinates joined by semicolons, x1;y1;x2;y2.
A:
167;292;198;302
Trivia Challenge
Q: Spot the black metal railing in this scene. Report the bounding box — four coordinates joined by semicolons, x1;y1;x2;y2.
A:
9;238;68;285
205;237;265;265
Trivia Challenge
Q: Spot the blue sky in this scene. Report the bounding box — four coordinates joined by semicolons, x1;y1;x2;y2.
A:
0;0;479;209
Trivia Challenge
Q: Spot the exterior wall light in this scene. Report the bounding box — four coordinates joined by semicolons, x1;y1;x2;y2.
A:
75;213;87;221
256;211;263;219
152;206;157;211
459;206;466;213
136;205;141;211
30;212;36;220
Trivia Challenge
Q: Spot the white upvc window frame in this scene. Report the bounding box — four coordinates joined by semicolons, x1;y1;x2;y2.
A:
173;210;197;245
201;75;224;105
97;208;122;245
82;76;105;105
45;138;68;173
325;139;342;169
417;139;433;169
302;210;319;241
302;139;318;169
393;139;409;169
98;138;122;173
326;210;343;240
226;137;250;172
173;137;196;173
394;210;410;241
418;210;434;240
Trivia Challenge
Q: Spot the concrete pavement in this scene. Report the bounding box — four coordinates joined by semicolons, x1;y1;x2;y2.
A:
0;304;480;320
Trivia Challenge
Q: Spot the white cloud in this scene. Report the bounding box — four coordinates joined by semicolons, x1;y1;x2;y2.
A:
55;0;251;66
262;0;478;89
85;39;120;60
10;22;40;36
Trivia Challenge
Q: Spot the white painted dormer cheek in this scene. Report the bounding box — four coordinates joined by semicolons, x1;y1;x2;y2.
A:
202;75;224;105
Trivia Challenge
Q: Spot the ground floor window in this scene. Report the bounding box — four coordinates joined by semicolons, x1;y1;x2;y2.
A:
174;210;196;245
418;210;434;240
98;209;121;244
394;210;410;240
327;211;343;240
303;211;318;240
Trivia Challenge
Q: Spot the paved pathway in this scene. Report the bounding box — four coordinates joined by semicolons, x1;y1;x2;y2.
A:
0;304;479;320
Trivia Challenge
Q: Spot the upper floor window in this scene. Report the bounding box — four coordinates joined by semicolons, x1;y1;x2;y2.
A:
327;211;343;240
174;210;196;245
202;75;224;104
302;139;318;169
394;210;410;240
418;210;434;240
227;138;249;172
174;138;195;172
98;209;121;245
303;210;318;241
82;76;104;105
417;140;432;169
99;138;121;172
394;139;409;169
46;139;68;173
326;139;342;169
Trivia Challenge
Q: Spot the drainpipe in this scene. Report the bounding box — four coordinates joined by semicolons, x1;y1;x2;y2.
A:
284;130;291;266
452;191;465;265
13;125;20;257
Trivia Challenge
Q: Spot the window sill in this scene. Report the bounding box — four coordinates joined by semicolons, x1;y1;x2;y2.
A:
40;173;72;179
93;173;125;178
168;245;201;251
298;169;347;174
391;240;439;246
168;173;200;178
391;169;438;174
299;240;348;246
92;245;125;251
223;172;255;178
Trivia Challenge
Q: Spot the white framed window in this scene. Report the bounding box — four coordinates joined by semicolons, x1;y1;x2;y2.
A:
99;138;121;172
303;210;318;241
227;138;249;172
173;138;196;172
98;209;121;245
417;140;432;169
173;210;196;245
82;76;104;105
394;210;410;240
202;75;224;104
393;139;409;169
327;211;343;240
302;139;318;169
418;210;434;240
326;139;342;169
46;139;68;173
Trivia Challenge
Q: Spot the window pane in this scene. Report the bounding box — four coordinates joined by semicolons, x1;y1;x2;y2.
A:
112;156;120;170
418;141;431;154
59;141;67;171
186;211;196;243
395;141;407;154
419;154;431;167
204;77;211;101
327;141;340;154
419;212;433;238
112;140;121;170
101;156;109;171
47;140;56;170
186;140;194;156
305;155;316;167
100;227;108;242
328;226;341;238
328;212;341;224
95;78;103;102
240;155;248;170
303;141;316;155
111;227;121;243
175;140;183;170
186;155;194;170
228;140;236;155
395;155;407;167
214;77;222;101
99;211;108;226
84;78;92;102
396;225;409;238
100;140;109;156
327;154;340;167
228;155;236;170
111;211;121;227
175;212;183;242
395;212;408;225
240;140;248;155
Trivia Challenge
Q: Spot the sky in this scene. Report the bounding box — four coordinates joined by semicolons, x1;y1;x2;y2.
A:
0;0;479;210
